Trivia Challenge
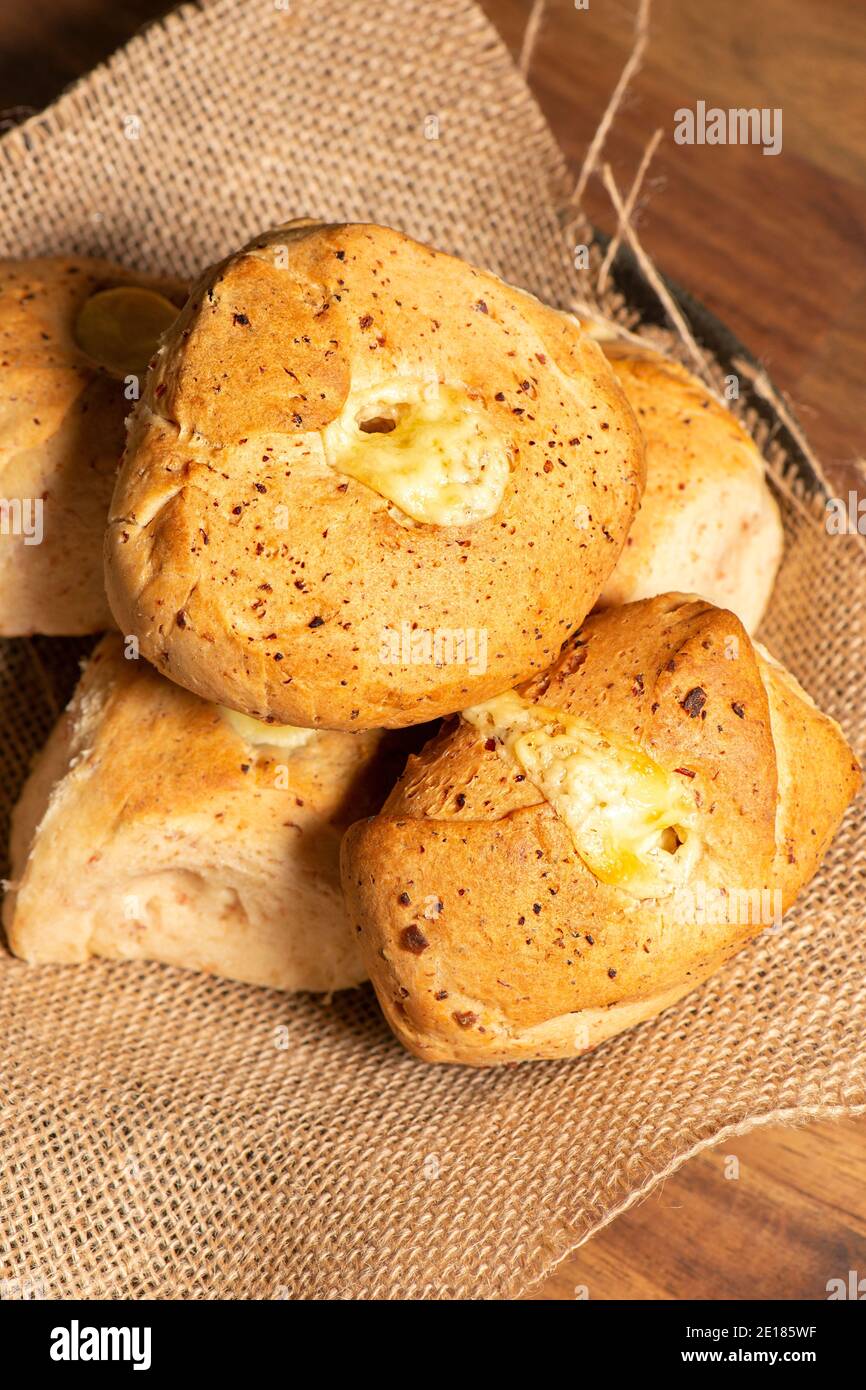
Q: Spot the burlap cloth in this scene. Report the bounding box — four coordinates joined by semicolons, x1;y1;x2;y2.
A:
0;0;863;1301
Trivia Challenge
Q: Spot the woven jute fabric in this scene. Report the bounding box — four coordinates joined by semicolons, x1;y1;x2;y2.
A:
0;0;863;1301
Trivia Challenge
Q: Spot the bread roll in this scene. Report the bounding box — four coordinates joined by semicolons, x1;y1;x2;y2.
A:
595;341;783;632
341;594;860;1064
105;221;645;730
3;635;407;992
0;257;185;635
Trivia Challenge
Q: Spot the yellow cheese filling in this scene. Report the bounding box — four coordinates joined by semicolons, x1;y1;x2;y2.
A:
321;377;510;526
464;691;697;898
74;286;179;376
219;707;317;751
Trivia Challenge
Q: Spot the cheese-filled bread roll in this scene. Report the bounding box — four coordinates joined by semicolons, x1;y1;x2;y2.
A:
105;222;645;730
4;635;407;992
593;339;783;633
0;257;185;634
342;594;860;1064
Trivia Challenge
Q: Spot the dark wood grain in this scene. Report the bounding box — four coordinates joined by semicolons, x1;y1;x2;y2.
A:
1;0;863;1301
482;0;866;486
532;1118;866;1301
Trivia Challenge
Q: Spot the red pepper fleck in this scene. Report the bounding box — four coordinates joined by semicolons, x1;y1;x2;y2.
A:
681;687;707;718
401;925;429;954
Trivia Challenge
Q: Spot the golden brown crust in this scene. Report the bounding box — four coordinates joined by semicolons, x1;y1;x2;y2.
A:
3;635;412;992
105;222;645;728
341;594;861;1064
597;344;783;632
0;257;186;635
756;648;861;901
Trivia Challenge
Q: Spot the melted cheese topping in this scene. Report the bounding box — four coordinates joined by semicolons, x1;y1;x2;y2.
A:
321;377;509;525
74;286;178;376
219;707;317;751
464;691;697;898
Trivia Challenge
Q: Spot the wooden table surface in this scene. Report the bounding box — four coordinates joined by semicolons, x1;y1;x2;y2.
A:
1;0;864;1301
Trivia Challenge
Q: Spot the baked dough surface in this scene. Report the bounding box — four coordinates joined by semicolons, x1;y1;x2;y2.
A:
341;594;861;1063
0;257;185;635
4;636;407;992
597;344;783;632
106;222;645;728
